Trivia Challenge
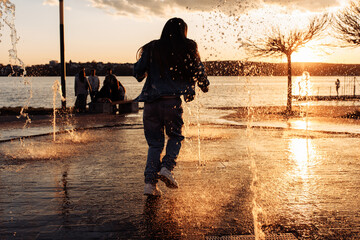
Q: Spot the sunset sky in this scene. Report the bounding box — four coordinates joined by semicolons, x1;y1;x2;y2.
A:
1;0;360;66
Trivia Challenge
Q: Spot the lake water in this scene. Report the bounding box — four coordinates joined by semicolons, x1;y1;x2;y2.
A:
1;75;359;108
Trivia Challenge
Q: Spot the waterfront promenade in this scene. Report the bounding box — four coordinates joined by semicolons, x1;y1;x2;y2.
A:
0;108;359;239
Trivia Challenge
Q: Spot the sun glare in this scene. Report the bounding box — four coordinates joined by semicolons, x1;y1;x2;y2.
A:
292;47;323;63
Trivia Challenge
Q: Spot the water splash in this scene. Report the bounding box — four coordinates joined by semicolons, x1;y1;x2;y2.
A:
0;0;25;72
0;131;95;163
52;80;84;144
16;77;33;128
182;88;206;166
195;88;205;166
1;1;32;127
297;71;311;97
303;72;310;131
52;80;66;141
296;71;311;121
243;76;266;239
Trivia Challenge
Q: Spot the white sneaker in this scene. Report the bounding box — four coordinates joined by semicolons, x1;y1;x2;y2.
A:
159;167;179;189
144;183;162;196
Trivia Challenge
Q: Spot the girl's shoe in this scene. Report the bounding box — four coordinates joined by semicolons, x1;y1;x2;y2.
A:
159;167;179;189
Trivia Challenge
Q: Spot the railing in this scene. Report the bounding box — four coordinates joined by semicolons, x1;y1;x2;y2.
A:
293;76;360;100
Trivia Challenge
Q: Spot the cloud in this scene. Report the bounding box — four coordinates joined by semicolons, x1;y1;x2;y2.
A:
87;0;343;17
43;0;58;6
87;0;258;16
42;0;72;10
263;0;341;11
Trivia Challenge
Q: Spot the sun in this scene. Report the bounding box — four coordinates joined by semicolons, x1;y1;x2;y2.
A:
292;47;323;63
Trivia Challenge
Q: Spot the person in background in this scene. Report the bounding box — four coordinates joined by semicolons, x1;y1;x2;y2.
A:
335;79;340;97
74;68;89;113
88;69;100;102
103;68;126;102
134;17;210;196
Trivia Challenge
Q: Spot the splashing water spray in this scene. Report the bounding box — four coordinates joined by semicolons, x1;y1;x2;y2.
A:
1;0;31;128
302;71;311;130
0;0;24;69
195;87;205;166
52;80;66;142
183;90;205;167
244;76;266;240
1;0;34;149
197;2;270;235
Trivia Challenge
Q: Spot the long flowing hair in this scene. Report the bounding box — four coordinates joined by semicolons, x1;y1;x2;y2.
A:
78;68;86;83
137;18;200;80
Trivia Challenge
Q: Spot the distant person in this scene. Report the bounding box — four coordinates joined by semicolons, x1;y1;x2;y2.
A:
134;17;210;196
103;68;126;102
88;69;100;102
335;79;340;96
74;68;89;112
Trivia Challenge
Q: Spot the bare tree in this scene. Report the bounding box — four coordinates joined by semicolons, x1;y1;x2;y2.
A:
244;14;329;114
334;0;360;46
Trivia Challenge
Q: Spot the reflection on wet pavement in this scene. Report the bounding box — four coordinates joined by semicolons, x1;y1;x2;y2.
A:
0;126;359;239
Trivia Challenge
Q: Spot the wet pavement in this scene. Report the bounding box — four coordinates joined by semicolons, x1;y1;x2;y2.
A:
0;111;360;239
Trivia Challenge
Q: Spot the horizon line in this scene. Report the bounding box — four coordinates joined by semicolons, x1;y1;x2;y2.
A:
2;60;360;66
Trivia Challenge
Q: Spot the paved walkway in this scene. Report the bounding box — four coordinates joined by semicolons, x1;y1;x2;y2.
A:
0;111;360;239
0;112;143;142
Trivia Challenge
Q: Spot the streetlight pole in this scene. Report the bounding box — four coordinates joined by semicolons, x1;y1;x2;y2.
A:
354;77;356;96
59;0;66;109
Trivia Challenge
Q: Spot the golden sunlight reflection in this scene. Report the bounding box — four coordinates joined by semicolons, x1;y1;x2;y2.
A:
183;126;232;141
288;138;316;179
0;131;95;161
289;119;312;130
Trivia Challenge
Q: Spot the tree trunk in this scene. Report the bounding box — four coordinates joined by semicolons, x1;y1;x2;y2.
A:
286;54;292;114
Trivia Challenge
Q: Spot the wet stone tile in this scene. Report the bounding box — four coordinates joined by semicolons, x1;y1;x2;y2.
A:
0;127;360;239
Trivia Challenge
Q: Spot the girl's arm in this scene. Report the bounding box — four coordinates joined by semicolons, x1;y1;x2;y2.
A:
195;62;209;93
133;48;149;82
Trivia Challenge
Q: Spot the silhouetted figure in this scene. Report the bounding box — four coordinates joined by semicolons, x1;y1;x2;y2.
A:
102;68;126;102
88;69;100;102
336;79;340;97
134;17;210;196
74;68;89;112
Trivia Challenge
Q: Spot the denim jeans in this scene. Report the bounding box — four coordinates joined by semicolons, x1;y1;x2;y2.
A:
75;94;88;112
143;97;184;184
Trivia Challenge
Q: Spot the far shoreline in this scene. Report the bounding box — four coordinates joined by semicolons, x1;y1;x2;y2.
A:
3;61;360;77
